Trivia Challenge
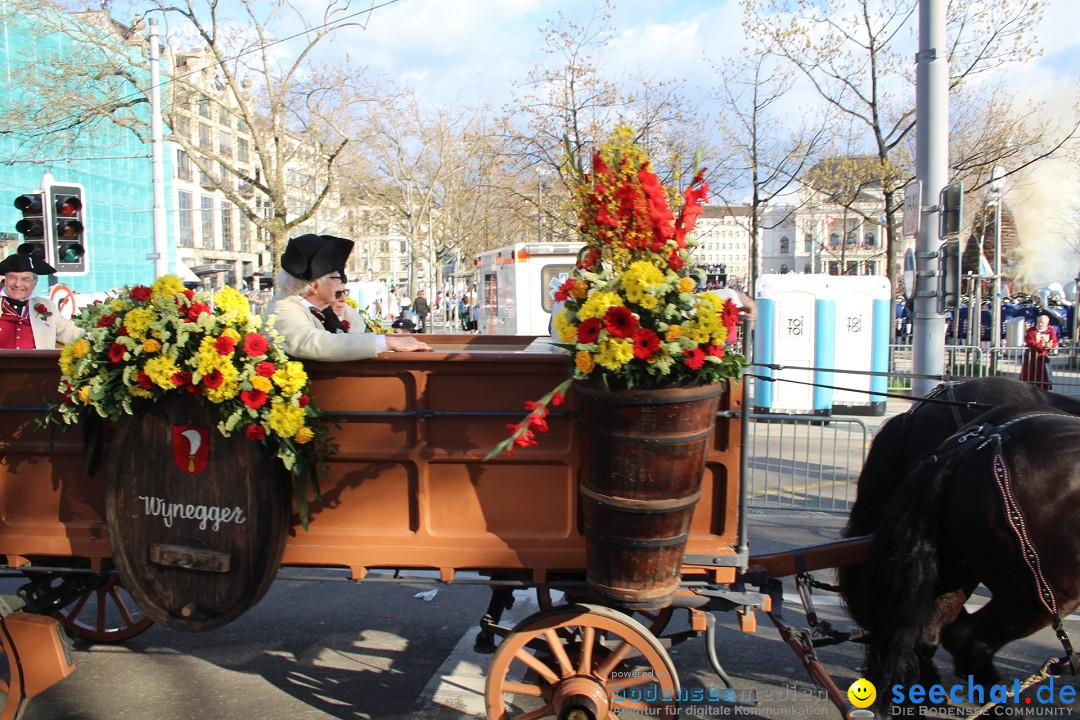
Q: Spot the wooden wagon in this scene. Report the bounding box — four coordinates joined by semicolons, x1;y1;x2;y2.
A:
0;339;868;720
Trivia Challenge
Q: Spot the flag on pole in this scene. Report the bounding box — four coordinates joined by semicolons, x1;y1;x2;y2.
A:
825;214;836;227
979;254;993;277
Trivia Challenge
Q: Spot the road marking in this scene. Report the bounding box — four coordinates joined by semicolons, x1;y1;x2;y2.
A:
413;590;539;719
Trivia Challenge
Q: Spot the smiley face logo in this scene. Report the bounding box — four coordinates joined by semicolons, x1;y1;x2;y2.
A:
848;678;876;709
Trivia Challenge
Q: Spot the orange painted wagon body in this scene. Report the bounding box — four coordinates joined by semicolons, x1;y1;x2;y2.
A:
0;337;744;584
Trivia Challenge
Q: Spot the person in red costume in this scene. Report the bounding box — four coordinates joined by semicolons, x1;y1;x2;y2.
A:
0;244;80;349
1019;313;1058;390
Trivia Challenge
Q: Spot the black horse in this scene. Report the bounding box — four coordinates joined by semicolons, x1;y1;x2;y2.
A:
840;377;1080;634
850;402;1080;705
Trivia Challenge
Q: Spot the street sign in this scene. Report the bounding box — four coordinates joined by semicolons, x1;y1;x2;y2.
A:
902;182;921;237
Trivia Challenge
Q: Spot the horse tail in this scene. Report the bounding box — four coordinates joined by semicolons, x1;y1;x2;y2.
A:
839;411;912;627
863;448;958;696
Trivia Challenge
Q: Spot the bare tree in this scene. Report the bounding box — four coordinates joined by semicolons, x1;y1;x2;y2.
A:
743;0;1052;292
2;0;377;257
711;49;831;291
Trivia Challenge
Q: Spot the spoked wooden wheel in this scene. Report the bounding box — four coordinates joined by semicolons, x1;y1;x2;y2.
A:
536;587;675;637
53;573;154;643
486;603;680;720
0;620;25;720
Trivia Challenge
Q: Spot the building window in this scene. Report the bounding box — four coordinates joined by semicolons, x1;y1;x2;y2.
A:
178;191;193;248
237;137;249;163
779;236;790;254
865;261;878;275
221;203;233;252
198;95;211;118
828;261;841;275
199;123;212;149
199;169;214;188
176;150;192;181
201;196;214;249
219;133;233;158
173;116;190;141
864;232;876;246
830;232;840;247
846;261;859;275
804;235;813;253
218;107;230;127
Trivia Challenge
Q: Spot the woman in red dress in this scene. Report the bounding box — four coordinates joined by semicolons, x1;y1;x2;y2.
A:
1020;314;1058;390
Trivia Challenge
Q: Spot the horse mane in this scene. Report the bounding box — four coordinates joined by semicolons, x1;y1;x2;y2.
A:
861;445;963;693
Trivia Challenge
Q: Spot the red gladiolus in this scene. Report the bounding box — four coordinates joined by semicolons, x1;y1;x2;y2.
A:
202;368;224;389
172;371;192;386
183;289;195;300
298;394;310;408
255;361;276;378
604;305;637;339
243;333;269;356
513;428;537;448
97;314;116;328
137;371;154;389
108;343;126;363
240;389;267;409
550;390;565;407
577;317;602;344
245;424;266;440
214;335;237;355
683;347;706;371
527;415;549;433
632;327;661;359
668;250;685;272
707;343;726;359
129;286;152;302
554;277;576;303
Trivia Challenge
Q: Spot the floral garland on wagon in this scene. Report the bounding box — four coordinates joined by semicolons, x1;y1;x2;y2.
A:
39;275;333;528
489;127;747;457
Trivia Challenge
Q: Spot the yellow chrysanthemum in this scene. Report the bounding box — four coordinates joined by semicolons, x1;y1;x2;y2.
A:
123;307;156;341
151;275;186;299
553;310;577;344
268;399;305;438
293;426;315;444
272;361;308;396
621;260;666;306
250;375;273;393
570;280;589;301
142;339;162;354
71;338;91;358
220;327;242;343
665;325;683;342
595;338;634;371
578;291;623;321
214;287;251;318
679;277;696;293
78;386;91;404
203;363;239;403
110;299;126;312
144;355;182;390
345;297;359;309
575;351;595;375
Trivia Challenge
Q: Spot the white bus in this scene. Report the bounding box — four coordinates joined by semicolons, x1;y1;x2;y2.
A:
474;242;583;335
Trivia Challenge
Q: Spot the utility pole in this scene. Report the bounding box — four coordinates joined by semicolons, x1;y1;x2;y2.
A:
149;17;169;279
911;0;949;398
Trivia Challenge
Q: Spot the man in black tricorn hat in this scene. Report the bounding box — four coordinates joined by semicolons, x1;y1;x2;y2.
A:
0;243;81;349
266;234;430;360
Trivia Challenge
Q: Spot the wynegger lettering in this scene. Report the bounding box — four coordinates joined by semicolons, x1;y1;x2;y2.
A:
137;495;247;531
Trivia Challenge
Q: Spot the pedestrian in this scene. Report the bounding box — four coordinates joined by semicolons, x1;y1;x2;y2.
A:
413;289;430;333
1019;313;1058;390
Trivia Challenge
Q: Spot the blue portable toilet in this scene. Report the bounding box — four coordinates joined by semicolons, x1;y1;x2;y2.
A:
829;276;890;416
753;275;833;415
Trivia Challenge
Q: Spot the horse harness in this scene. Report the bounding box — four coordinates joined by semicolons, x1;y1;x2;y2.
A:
926;412;1080;677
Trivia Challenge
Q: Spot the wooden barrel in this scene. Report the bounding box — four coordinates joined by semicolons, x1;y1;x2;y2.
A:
105;394;290;631
576;382;724;610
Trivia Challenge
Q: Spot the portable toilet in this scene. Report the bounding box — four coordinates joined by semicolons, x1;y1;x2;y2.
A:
753;274;833;415
828;276;890;416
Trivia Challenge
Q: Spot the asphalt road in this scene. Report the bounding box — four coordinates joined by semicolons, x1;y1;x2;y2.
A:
11;511;1078;720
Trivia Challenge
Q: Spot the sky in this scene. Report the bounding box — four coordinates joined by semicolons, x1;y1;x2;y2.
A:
157;0;1080;285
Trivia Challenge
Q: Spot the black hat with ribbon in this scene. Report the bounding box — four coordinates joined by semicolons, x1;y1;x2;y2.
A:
0;243;56;276
280;234;353;281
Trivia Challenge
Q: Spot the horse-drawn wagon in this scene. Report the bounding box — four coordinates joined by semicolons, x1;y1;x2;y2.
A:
0;337;882;720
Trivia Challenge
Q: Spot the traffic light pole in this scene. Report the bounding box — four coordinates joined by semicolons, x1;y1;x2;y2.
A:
149;17;170;279
911;0;949;399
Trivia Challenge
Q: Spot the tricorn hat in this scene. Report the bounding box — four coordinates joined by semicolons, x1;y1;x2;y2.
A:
0;243;56;276
280;234;353;281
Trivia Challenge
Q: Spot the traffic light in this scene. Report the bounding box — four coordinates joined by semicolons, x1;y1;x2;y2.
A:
938;181;963;239
13;192;47;260
49;183;87;274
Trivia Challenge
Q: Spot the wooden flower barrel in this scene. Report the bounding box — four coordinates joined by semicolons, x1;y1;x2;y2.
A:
576;382;725;610
104;393;290;631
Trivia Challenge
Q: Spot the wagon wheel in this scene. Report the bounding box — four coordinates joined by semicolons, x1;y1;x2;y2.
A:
53;573;154;643
486;603;680;720
535;586;675;637
0;618;25;720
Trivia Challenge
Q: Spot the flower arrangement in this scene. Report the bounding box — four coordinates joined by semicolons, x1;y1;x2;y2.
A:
40;275;333;527
34;302;52;321
489;127;746;457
